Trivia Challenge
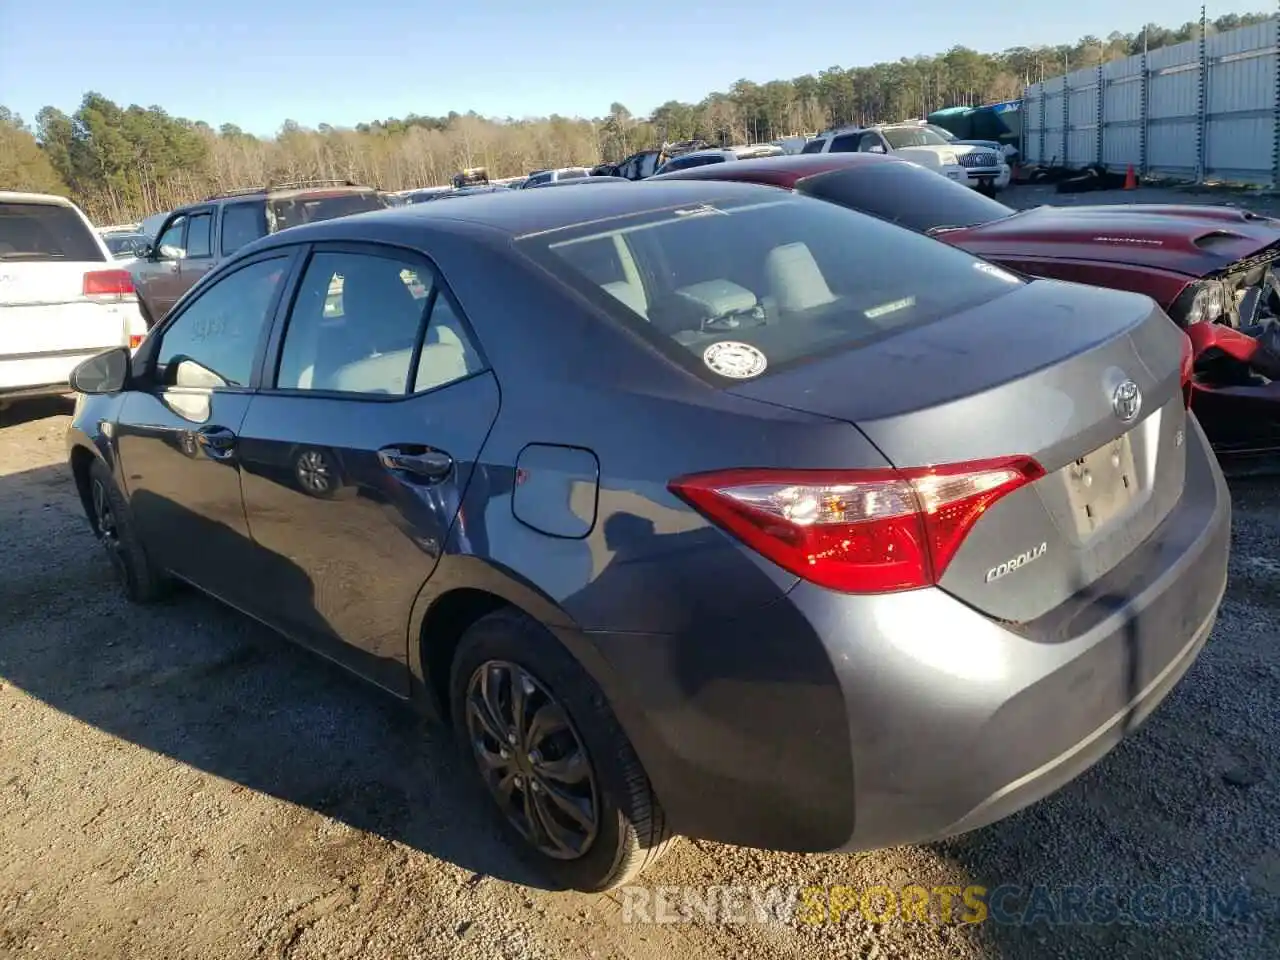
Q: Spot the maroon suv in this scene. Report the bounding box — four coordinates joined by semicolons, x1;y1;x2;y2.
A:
132;180;387;326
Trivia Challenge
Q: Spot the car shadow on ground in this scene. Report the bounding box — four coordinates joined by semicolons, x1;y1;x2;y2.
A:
0;396;73;428
1;458;1277;960
0;460;551;891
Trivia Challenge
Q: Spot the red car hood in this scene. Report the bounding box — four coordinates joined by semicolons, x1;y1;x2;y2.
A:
942;204;1280;277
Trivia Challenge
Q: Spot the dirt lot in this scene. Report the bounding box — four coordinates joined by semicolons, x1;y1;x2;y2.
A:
2;196;1279;958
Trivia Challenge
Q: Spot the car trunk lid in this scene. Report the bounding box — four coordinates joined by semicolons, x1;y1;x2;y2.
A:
727;279;1190;622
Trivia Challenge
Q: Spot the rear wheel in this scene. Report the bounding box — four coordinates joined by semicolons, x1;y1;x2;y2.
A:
87;459;168;603
449;610;676;891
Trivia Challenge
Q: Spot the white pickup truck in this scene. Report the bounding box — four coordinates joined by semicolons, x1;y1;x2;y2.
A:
0;192;148;409
801;123;1009;194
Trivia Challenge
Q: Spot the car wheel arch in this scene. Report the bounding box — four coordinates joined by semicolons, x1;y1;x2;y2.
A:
408;558;592;721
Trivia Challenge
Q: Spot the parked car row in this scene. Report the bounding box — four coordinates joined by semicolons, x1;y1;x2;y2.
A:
49;149;1272;897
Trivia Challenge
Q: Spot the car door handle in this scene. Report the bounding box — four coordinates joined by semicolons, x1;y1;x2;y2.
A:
378;445;453;481
196;425;237;457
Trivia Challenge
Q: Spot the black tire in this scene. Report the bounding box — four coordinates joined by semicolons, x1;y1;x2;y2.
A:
449;609;676;891
87;458;169;603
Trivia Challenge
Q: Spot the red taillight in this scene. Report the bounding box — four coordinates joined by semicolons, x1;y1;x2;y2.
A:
668;457;1046;594
1178;331;1194;408
129;334;145;350
83;269;135;299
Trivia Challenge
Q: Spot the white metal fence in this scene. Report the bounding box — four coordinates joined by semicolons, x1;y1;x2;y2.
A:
1022;19;1280;185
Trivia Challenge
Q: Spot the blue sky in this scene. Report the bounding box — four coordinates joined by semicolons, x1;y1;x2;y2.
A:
1;0;1224;136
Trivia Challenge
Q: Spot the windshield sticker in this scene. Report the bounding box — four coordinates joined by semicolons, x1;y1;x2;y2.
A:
703;341;768;379
864;297;916;319
974;262;1021;283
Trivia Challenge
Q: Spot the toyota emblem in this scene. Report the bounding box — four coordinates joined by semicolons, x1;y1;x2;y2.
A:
1112;379;1142;422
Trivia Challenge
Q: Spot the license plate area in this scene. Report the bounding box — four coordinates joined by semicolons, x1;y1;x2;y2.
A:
1063;431;1139;536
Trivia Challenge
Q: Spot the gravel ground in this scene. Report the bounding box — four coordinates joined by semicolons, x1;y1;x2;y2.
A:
1;209;1279;958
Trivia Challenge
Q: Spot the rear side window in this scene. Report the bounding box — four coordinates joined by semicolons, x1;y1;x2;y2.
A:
221;202;268;255
0;202;104;262
558;169;587;180
521;195;1024;383
275;251;482;395
801;165;1015;235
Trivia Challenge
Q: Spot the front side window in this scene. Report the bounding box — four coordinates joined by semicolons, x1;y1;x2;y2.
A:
829;134;861;153
276;251;482;396
156;257;288;388
558;169;587;180
155;215;188;259
521;195;1024;383
799;139;826;154
800;164;1015;235
185;213;213;258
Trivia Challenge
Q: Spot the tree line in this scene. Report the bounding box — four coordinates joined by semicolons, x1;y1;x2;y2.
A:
0;12;1270;225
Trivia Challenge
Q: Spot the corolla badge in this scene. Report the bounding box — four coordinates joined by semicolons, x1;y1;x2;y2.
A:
986;542;1048;583
1112;379;1142;422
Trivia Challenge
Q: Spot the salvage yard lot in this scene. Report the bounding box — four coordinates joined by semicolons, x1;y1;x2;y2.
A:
2;182;1280;955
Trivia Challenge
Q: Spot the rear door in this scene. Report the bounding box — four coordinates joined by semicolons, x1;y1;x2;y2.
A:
236;242;499;695
0;197;137;390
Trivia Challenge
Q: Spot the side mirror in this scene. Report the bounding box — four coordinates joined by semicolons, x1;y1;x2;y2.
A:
140;243;156;260
69;347;131;395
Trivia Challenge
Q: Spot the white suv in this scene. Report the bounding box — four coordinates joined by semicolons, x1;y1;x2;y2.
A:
0;192;148;408
801;125;1002;191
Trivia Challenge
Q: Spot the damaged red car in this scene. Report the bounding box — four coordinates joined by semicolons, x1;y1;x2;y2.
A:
654;152;1280;458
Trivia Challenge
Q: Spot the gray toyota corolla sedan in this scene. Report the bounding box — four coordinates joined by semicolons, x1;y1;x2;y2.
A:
65;181;1231;892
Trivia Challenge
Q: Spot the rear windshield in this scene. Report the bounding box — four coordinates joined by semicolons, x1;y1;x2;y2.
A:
802;164;1016;235
520;194;1024;382
267;191;387;232
0;202;105;262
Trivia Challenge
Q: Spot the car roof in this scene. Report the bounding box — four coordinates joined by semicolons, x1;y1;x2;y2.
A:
243;178;794;249
0;191;79;209
651;152;906;188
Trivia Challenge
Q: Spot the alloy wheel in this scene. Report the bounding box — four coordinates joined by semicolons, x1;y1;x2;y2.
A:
91;478;127;580
296;450;332;494
464;660;600;859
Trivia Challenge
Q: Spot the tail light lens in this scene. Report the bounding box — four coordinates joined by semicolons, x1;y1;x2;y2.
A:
1179;330;1194;408
668;457;1045;594
128;334;145;350
83;269;136;300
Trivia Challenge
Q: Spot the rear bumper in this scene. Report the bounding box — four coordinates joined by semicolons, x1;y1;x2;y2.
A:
587;415;1231;852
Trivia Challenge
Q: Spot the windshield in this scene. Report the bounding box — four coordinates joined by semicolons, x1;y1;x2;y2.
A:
881;126;951;149
925;124;957;141
519;194;1023;383
801;163;1015;234
0;202;105;262
104;234;146;256
267;191;386;231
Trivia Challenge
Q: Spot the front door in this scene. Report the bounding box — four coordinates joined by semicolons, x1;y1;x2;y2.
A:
133;211;190;321
115;252;296;599
177;206;217;294
236;243;498;694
